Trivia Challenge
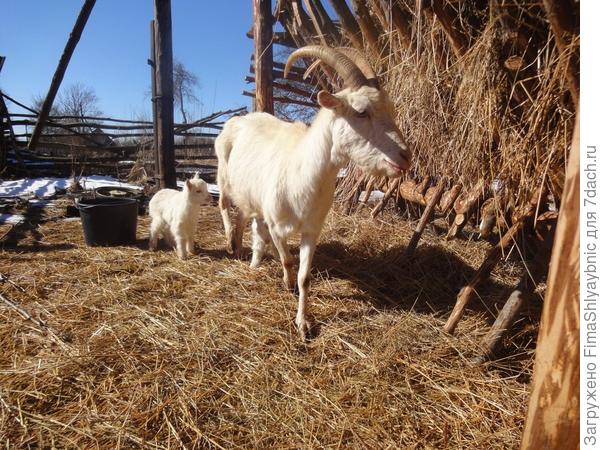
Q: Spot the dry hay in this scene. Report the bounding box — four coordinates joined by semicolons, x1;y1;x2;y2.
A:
0;203;539;448
336;1;577;209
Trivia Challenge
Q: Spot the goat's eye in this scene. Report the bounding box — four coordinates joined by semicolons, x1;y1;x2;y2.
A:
355;109;369;118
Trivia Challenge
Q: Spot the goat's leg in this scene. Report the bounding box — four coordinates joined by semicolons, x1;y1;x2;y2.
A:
296;233;317;340
219;193;235;253
270;233;294;291
186;235;196;256
149;219;162;251
232;212;249;258
175;235;188;260
250;218;272;268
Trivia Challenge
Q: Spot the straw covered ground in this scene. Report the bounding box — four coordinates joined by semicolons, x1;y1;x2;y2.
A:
0;201;540;449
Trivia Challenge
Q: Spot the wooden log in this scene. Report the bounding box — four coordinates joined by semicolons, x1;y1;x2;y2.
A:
404;183;445;257
28;0;96;151
478;197;499;238
371;178;400;217
253;0;274;114
329;0;363;49
246;76;317;100
443;189;542;335
439;183;462;215
477;211;558;361
446;180;485;240
542;0;579;107
520;112;579;450
398;176;431;205
153;0;177;189
351;0;383;54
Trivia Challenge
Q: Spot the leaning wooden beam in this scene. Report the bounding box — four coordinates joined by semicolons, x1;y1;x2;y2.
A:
371;178;400;217
329;0;363;49
388;1;414;50
542;0;579;107
477;211;557;361
446;180;485;240
520;112;579;450
153;0;177;189
421;0;469;59
254;0;275;114
28;0;96;151
246;76;317;100
404;182;445;258
356;175;377;212
439;183;462;215
443;189;542;335
351;0;383;54
303;0;341;45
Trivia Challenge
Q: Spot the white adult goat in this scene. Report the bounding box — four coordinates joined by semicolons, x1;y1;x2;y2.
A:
215;46;411;339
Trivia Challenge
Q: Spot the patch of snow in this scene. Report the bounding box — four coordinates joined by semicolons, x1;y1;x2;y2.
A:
0;214;25;225
359;190;385;202
0;176;142;199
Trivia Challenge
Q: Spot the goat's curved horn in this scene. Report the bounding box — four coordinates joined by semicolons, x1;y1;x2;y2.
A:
335;47;379;87
284;45;368;89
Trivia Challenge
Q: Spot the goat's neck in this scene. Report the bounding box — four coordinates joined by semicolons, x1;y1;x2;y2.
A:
292;109;345;196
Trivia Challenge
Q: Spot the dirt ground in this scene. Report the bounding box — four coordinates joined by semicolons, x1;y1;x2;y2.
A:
0;200;539;449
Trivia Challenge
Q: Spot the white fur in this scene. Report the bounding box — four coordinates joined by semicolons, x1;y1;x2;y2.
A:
216;85;411;338
148;173;212;259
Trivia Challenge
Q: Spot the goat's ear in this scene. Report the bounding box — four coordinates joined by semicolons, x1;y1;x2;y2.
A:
317;91;343;111
185;179;192;190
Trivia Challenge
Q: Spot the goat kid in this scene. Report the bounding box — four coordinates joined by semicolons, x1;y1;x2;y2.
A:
216;46;411;339
148;173;212;259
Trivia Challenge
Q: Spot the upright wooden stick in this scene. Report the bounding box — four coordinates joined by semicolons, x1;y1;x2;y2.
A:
153;0;177;189
520;113;579;450
28;0;96;151
404;183;445;258
253;0;274;114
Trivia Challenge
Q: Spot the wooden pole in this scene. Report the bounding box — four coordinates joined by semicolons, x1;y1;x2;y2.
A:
329;0;363;49
520;113;579;450
404;183;445;258
28;0;96;151
253;0;274;114
148;20;160;184
153;0;177;189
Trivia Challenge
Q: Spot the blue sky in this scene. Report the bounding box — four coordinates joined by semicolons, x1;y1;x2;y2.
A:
0;1;256;122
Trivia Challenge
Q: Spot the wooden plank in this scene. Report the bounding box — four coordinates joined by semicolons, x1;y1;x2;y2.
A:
253;0;274;114
520;112;579;450
28;0;96;151
153;0;177;189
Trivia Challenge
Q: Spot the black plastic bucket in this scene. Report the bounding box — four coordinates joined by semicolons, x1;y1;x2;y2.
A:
77;197;138;246
94;186;146;215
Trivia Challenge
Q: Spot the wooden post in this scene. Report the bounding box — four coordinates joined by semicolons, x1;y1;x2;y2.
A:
404;183;445;258
520;113;579;450
351;0;383;54
28;0;96;151
371;179;400;218
253;0;274;114
153;0;177;189
148;20;160;184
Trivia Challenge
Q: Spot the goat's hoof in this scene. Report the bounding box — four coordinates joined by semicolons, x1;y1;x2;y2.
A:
296;319;312;341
